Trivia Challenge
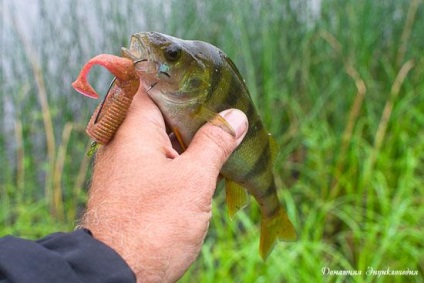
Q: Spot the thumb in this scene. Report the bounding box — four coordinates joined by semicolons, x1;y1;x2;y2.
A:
182;109;248;174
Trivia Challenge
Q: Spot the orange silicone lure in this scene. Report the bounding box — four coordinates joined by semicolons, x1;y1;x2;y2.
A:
72;54;140;145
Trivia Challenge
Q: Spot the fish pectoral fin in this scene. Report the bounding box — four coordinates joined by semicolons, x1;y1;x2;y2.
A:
194;105;236;137
225;180;250;219
260;207;297;260
172;127;187;151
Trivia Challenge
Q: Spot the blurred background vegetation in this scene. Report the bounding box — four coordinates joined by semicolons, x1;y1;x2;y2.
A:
1;0;423;282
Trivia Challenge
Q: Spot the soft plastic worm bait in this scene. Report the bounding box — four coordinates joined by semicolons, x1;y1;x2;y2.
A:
72;54;140;145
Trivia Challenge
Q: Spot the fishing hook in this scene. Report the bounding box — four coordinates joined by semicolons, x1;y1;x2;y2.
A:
159;71;171;78
94;77;117;124
94;58;148;124
147;82;158;92
133;58;147;65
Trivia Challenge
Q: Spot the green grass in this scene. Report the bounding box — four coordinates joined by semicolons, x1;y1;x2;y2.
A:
1;0;424;282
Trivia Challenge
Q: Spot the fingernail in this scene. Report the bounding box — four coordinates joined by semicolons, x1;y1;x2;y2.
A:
220;109;248;140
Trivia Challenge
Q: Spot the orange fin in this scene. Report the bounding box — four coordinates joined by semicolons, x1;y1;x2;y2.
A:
194;105;236;137
172;127;187;151
260;207;297;260
225;179;250;219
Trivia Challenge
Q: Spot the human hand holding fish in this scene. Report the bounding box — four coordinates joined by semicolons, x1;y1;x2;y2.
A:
74;32;297;280
82;87;248;282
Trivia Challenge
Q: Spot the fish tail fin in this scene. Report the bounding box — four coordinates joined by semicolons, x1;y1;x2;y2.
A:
260;207;297;260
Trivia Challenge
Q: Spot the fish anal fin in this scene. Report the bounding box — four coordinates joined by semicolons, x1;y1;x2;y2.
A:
260;207;297;260
225;180;250;219
194;105;236;137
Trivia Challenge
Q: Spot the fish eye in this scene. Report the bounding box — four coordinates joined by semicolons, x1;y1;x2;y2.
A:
164;44;182;61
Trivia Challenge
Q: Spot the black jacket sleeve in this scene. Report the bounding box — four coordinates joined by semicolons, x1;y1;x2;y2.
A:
0;229;136;283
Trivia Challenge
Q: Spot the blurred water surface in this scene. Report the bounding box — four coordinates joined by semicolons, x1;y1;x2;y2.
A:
0;0;321;171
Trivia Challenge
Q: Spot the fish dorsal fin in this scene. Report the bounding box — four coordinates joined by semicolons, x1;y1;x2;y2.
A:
225;179;250;219
193;104;236;137
269;135;279;165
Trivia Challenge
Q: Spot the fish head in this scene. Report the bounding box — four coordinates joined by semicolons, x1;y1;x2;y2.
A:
122;31;218;108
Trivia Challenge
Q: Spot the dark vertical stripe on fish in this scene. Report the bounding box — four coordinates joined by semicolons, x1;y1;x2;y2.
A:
245;102;259;125
247;118;264;137
242;141;270;180
240;120;265;148
263;202;281;218
260;182;276;199
206;62;223;102
267;202;281;218
223;72;243;108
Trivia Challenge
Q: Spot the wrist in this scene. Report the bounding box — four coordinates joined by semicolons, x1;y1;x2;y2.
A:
82;192;174;282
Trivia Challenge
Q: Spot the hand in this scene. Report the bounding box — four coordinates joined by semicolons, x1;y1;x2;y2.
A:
82;87;248;282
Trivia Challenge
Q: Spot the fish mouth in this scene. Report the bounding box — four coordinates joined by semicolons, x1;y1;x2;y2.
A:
121;33;158;90
122;32;180;92
121;32;165;64
121;32;156;72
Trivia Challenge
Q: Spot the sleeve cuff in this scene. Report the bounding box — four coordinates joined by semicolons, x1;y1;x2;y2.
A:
0;229;135;283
